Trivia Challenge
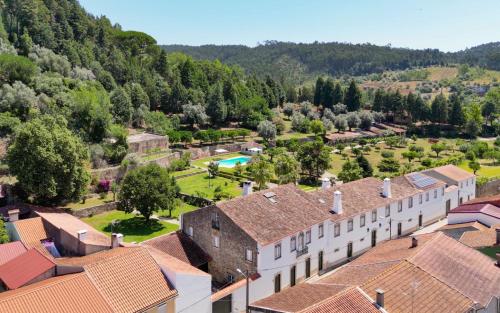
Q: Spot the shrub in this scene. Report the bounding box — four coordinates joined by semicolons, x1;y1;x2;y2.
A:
381;150;394;158
0;54;37;84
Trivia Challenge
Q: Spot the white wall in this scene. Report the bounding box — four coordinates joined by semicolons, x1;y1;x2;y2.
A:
448;212;500;227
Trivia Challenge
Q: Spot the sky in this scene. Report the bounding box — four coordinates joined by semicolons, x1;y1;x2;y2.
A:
79;0;500;52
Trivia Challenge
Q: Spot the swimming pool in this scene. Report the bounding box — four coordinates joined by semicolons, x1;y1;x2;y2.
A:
216;156;252;168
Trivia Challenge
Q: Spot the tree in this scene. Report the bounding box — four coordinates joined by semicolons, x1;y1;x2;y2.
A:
468;160;481;174
283;103;295;118
431;94;448;123
338;159;363;182
310;119;325;136
344;80;361;111
7;116;90;203
482;100;497;126
0;81;37;121
248;155;274;190
257;120;277;143
431;143;446;157
332;83;343;107
359;111;374;130
333;115;347;132
378;157;400;173
385;136;400;149
206;83;227;125
448;93;465;126
0;219;8;244
182;103;208;128
110;88;132;125
274;154;300;184
207;161;219;188
346;112;360;131
296;139;332;178
402;150;418;162
372;89;385;112
464;103;484;138
356;154;373;177
321;78;335;109
118;163;179;221
0;54;36;84
234;162;243;177
313;77;324;105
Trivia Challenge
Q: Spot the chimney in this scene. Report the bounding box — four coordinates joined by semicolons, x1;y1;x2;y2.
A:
7;209;19;222
383;178;392;198
332;190;343;214
375;289;385;308
321;177;330;190
496;228;500;246
243;181;253;196
77;229;87;242
111;233;124;248
411;237;418;248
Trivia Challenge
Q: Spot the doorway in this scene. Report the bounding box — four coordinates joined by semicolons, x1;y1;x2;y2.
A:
347;242;353;258
274;274;281;293
371;229;377;247
397;222;402;237
305;258;311;278
318;251;323;272
446;199;451;214
290;265;296;287
418;214;423;227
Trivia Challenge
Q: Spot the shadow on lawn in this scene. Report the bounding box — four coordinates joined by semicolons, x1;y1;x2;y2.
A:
103;216;165;236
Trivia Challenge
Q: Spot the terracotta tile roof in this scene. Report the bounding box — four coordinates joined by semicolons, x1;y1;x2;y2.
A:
409;232;500;306
241;141;263;149
0;248;55;289
361;261;474;313
0;273;113;313
449;203;500;219
83;247;177;313
0;241;27;266
12;217;52;258
458;226;498;248
212;273;261;302
36;212;111;246
310;177;420;221
141;231;211;267
317;261;399;287
439;222;490;242
298;287;380;313
251;283;347;312
55;247;136;267
465;194;500;206
439;222;489;231
217;184;331;245
425;164;475;182
145;246;210;277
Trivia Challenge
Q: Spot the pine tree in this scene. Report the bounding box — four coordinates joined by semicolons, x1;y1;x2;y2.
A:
448;93;464;126
431;93;448;123
206;83;227;125
344;80;361;111
356;154;373;177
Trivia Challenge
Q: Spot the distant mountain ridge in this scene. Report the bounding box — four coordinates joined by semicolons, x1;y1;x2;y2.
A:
162;41;500;84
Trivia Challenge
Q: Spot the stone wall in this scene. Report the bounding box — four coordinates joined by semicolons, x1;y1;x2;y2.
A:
182;206;258;283
477;178;500;197
128;135;169;154
178;192;213;208
69;201;118;218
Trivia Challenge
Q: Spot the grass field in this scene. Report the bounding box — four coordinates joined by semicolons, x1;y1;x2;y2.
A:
82;210;178;242
176;172;242;199
478;246;500;259
157;201;197;219
64;193;115;211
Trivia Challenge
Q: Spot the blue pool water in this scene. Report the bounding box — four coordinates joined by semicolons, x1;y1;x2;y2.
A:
217;156;252;168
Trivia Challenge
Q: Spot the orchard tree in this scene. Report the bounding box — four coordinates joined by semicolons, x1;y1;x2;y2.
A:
431;143;446;158
274;154;300;184
257;120;277;143
283;103;295;118
334;115;347;132
346;112;360;131
310;119;325;136
359;111;374;130
296;139;332;178
182;102;208;128
468;160;481;174
118;163;179;221
378;157;400;173
338;159;363;182
7;116;90;203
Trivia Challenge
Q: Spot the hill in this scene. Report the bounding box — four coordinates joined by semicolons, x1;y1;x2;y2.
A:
162;41;500;84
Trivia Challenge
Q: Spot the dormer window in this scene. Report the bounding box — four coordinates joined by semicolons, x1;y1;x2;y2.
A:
211;212;220;230
246;249;253;262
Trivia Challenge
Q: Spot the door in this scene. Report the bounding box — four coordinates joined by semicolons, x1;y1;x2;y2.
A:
274;274;281;293
397;222;402;237
418;214;423;227
318;251;324;272
446;199;451;214
305;258;311;278
290;266;296;287
347;242;353;258
371;229;377;247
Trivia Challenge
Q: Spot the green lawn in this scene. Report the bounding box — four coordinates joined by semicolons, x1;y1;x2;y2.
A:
64;193;115;211
478;246;500;259
140;150;171;162
458;160;500;179
82;210;178;242
158;201;197;219
176;172;242;200
171;167;205;177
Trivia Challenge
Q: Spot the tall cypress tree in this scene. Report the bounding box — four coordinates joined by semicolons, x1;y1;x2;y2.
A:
448;93;465;126
332;83;343;106
372;89;385;112
344;80;361;111
431;93;448;123
206;83;227;125
322;78;335;109
314;77;325;105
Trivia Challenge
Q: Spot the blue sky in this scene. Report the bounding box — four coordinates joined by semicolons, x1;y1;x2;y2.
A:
79;0;500;52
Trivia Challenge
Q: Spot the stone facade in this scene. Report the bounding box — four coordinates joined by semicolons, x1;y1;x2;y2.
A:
127;133;169;154
182;205;258;283
477;178;500;197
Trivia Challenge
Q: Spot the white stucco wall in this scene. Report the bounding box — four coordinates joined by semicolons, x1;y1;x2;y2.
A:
448;212;500;227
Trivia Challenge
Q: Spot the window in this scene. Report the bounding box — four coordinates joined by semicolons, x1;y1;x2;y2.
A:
274;243;282;260
211;212;220;230
372;210;377;222
187;226;193;237
334;224;340;237
318;224;324;238
426;192;429;201
466;179;469;186
434;189;437;199
385;205;390;217
290;236;296;252
305;230;311;244
212;235;220;248
274;274;281;293
360;214;366;227
227;274;234;283
442;187;445;196
398;200;403;212
460;182;463;188
419;194;423;204
408;197;413;208
347;219;353;232
245;249;253;262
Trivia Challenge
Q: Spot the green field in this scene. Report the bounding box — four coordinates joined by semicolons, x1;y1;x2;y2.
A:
176;172;242;200
64;193;115;211
478;246;500;259
157;201;197;219
82;210;178;242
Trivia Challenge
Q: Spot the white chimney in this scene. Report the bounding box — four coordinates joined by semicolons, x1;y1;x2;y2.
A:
111;233;124;248
243;181;253;196
383;178;392;198
321;177;330;190
332;190;343;214
376;289;385;308
8;209;19;222
77;229;87;242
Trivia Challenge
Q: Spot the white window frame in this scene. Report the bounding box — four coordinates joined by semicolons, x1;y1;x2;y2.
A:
372;210;377;223
245;249;253;262
305;230;311;244
334;224;340;237
398;200;403;212
347;219;353;232
290;236;296;252
187;226;193;237
318;224;324;238
419;194;423;204
360;214;366;227
275;243;282;260
409;197;413;208
434;189;437;199
385;205;390;217
212;235;220;248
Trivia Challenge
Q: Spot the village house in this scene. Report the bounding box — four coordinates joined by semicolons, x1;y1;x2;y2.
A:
181;165;476;312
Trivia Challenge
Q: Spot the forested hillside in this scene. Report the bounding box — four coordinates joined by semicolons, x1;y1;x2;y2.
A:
162;41;500;84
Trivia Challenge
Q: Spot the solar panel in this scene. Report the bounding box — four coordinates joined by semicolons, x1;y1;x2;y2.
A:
408;173;437;188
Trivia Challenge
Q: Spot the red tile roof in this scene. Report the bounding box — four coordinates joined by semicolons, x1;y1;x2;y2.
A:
426;164;475;182
0;241;27;266
449;203;500;219
298;287;381;313
141;231;211;267
0;249;55;289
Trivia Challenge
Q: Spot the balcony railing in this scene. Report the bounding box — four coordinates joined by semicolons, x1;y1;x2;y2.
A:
296;246;308;258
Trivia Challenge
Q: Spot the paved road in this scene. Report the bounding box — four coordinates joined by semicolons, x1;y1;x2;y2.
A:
412;217;448;236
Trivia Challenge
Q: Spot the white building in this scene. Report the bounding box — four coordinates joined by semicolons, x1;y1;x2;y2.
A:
181;165;476;313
